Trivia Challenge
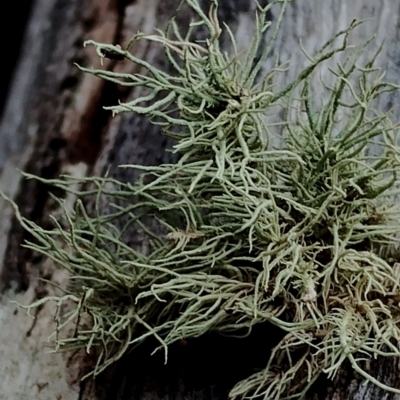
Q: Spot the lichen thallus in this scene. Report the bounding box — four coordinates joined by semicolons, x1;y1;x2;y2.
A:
3;0;400;398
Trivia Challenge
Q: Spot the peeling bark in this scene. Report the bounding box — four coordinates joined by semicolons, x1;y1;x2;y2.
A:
1;1;400;399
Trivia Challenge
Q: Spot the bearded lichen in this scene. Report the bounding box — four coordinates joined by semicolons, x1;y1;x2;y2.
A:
4;0;400;398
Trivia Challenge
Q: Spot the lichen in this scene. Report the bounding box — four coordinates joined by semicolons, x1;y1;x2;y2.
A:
3;0;400;398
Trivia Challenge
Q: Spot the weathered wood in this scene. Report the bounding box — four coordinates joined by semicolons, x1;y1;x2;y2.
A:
0;0;122;398
1;1;400;399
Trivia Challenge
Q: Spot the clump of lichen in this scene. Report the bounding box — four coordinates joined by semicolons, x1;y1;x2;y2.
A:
6;0;400;398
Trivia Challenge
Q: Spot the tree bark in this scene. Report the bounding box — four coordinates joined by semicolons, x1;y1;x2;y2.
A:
1;1;400;399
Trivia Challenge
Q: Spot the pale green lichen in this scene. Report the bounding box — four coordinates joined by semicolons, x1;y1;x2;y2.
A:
4;0;400;398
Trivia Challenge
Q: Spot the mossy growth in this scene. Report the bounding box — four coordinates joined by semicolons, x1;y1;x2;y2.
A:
4;0;400;398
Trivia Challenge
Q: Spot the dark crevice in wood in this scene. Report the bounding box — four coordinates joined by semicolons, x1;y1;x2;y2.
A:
107;323;284;400
78;380;86;400
0;1;35;117
25;303;43;338
65;78;116;165
116;0;137;16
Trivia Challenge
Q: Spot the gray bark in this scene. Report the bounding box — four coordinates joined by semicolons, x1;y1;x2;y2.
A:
1;1;400;399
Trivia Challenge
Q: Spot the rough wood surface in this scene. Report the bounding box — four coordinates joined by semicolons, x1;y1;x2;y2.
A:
1;1;400;399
